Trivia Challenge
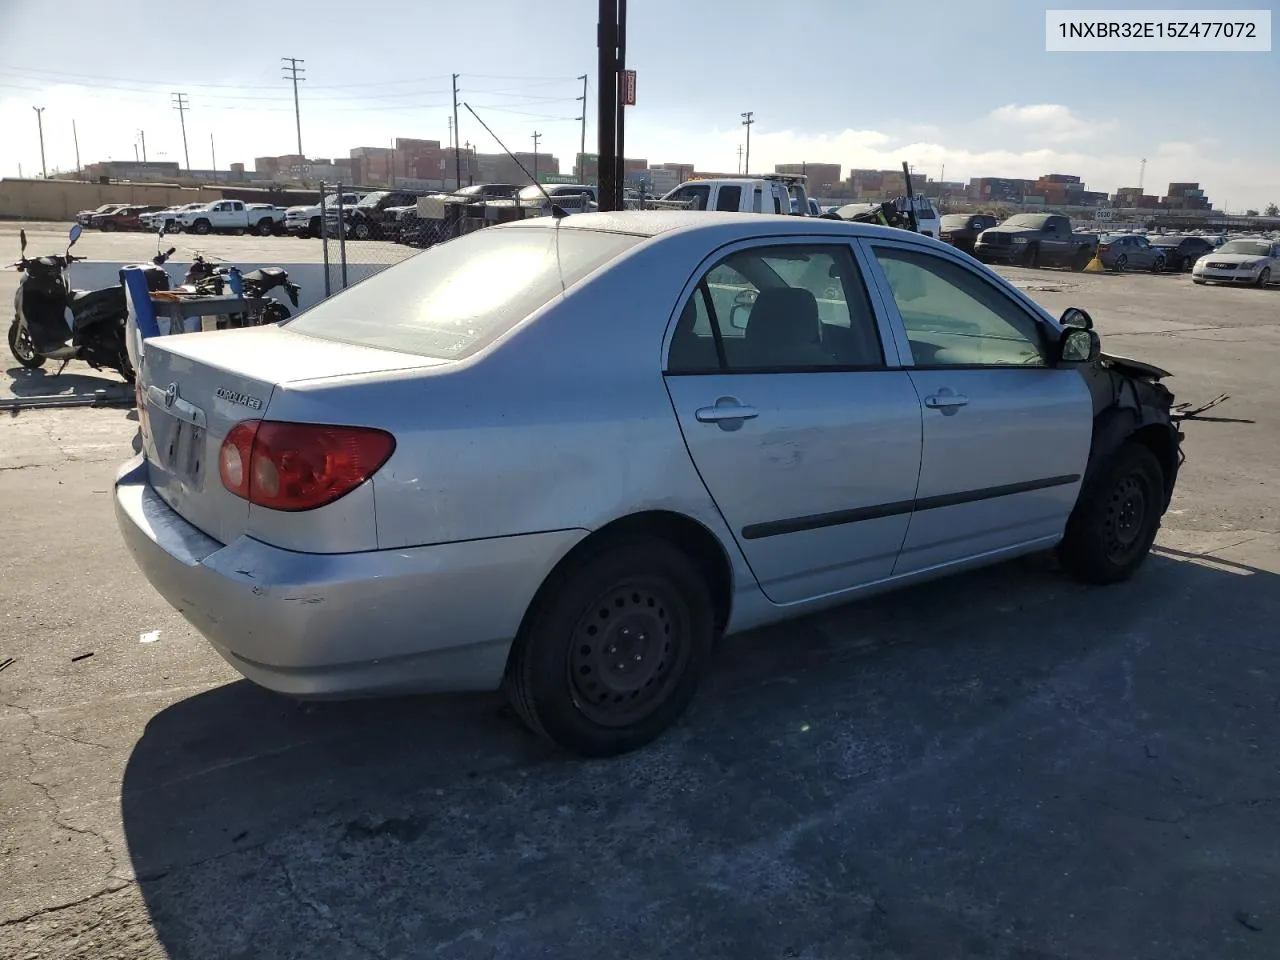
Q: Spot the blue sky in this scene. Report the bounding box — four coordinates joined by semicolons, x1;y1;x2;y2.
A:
0;0;1276;208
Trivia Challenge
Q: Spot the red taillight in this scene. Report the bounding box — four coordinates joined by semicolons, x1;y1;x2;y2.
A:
218;420;395;512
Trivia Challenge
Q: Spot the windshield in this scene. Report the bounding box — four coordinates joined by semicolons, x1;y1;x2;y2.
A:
357;192;389;208
287;227;641;360
1002;214;1051;228
1218;240;1270;256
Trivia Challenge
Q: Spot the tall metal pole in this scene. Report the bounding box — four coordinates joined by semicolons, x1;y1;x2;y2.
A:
577;73;588;180
737;144;743;175
210;133;217;175
615;0;627;203
452;74;461;189
532;131;541;184
171;93;190;171
72;119;80;174
32;107;47;179
597;0;618;211
139;129;147;162
282;58;305;157
741;111;754;176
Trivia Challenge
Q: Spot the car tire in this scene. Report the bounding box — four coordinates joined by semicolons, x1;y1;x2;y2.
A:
309;217;322;238
256;220;274;236
353;221;372;240
8;322;46;369
1022;244;1039;268
504;535;715;757
1256;267;1271;288
192;219;212;236
1193;277;1206;284
1152;255;1166;273
101;221;117;232
1112;254;1128;273
1057;441;1164;586
1072;249;1091;271
1180;256;1193;272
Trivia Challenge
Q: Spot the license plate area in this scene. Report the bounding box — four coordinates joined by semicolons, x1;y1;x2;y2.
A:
146;384;208;487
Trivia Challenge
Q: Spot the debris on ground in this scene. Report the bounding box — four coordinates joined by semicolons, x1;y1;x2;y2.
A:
70;652;94;663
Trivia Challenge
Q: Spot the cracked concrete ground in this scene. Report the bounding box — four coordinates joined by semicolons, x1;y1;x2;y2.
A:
1;240;1278;959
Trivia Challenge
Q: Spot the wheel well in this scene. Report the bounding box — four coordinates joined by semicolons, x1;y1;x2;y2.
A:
524;512;734;639
1130;423;1179;505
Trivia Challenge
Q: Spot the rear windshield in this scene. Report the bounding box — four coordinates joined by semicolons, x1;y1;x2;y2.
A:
286;226;640;360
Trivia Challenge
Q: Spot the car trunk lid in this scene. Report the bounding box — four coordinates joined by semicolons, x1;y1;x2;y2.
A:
138;326;443;545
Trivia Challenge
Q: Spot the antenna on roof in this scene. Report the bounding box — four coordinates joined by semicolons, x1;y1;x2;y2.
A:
462;103;568;220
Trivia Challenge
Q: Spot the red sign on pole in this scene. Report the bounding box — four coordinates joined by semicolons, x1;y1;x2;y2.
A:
621;69;637;107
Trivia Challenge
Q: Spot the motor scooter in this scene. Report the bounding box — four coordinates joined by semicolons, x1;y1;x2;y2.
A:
180;251;300;327
8;225;174;383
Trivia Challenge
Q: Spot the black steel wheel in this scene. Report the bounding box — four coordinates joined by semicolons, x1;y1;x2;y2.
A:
192;219;212;236
353;220;372;240
256;219;274;236
8;322;46;369
1058;441;1164;585
505;535;715;756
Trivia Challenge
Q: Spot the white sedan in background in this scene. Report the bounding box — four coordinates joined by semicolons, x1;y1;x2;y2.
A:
1192;238;1279;287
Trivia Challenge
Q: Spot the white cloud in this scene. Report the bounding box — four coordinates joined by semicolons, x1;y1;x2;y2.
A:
987;103;1116;143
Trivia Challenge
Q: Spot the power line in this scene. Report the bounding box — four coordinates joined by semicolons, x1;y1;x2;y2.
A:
282;58;305;157
171;92;190;170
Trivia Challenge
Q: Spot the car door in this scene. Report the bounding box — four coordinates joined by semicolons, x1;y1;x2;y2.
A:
861;240;1092;575
663;238;924;604
1132;236;1157;269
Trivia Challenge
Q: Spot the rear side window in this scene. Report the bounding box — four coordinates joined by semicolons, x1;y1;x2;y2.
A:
287;227;640;360
715;185;742;211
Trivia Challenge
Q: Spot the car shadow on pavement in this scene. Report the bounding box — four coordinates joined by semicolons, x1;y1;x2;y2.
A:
4;364;131;401
120;548;1280;959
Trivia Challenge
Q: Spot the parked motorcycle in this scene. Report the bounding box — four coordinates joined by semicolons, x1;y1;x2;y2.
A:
7;225;175;383
180;252;300;327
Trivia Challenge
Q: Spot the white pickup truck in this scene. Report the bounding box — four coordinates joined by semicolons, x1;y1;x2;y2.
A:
283;192;365;238
658;175;814;216
176;200;286;236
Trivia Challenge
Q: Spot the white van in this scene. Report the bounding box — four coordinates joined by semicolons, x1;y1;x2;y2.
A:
659;175;813;216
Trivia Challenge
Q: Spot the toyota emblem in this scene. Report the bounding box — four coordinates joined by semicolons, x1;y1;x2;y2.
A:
163;382;178;408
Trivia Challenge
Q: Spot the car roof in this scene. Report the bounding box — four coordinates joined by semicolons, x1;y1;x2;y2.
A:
508;209;945;246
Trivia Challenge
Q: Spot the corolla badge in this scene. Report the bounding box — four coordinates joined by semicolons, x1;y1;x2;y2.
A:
215;387;263;410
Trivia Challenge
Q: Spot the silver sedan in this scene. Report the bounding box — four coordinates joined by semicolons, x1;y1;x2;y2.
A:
116;212;1182;756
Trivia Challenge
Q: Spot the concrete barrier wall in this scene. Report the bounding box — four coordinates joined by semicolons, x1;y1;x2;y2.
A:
0;179;227;222
71;261;392;314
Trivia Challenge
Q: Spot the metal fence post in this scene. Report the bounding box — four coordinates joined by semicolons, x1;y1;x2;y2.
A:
319;184;331;298
337;187;349;290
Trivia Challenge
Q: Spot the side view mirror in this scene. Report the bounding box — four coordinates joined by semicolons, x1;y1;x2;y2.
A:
1060;307;1093;330
20;229;27;255
68;224;83;248
1059;327;1100;364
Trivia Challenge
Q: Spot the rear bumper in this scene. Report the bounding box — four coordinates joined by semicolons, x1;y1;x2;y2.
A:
114;456;585;698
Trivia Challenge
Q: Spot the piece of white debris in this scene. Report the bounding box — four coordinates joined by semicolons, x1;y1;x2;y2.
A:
140;630;161;644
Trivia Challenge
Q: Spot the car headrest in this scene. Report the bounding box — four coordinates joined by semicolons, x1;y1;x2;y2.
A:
744;288;821;364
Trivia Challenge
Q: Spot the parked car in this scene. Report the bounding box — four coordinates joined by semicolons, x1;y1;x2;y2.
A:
339;190;426;240
660;177;803;216
176;200;287;236
974;214;1098;269
75;202;128;225
1097;234;1167;273
116;211;1181;757
1192;237;1280;286
449;182;520;202
143;202;208;233
1147;235;1216;272
518;182;600;208
939;213;1000;254
90;204;167;232
284;193;365;238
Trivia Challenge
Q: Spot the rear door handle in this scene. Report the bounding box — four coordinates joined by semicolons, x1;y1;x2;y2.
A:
924;393;969;409
695;398;759;424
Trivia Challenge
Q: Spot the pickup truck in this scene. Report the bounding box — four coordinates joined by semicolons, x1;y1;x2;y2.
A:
658;175;812;216
284;192;364;238
973;213;1098;270
176;200;287;236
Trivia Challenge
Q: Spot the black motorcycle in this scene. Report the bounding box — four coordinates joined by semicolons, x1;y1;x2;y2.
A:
8;225;174;383
181;253;300;328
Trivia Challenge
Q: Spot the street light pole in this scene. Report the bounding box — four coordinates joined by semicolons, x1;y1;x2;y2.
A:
740;111;754;176
72;119;81;174
32;107;47;179
532;131;541;184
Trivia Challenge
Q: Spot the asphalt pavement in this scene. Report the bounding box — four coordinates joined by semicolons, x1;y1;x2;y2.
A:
1;226;1279;959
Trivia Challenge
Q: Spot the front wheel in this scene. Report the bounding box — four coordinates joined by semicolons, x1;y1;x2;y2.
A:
101;221;117;232
353;221;372;240
309;217;322;238
1180;256;1193;272
1112;254;1128;273
1256;267;1271;288
192;219;212;236
8;322;46;369
1152;255;1166;273
1057;442;1164;585
504;536;715;756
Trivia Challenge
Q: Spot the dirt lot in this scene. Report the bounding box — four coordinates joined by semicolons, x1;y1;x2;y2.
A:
1;223;1278;959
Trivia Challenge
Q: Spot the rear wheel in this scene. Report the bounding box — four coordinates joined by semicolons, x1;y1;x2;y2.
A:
101;221;117;232
1180;256;1193;272
504;536;715;756
259;302;291;325
1057;442;1164;585
1112;254;1128;273
8;322;46;369
353;220;372;240
1022;243;1039;268
1152;255;1166;273
1257;267;1271;288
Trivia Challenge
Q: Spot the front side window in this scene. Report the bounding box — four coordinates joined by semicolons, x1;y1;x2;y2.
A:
871;246;1046;367
667;244;884;372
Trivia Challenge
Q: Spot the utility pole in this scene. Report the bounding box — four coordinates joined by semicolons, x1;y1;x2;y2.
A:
614;0;627;201
281;58;305;158
138;129;147;162
32;106;46;179
577;73;588;179
737;144;743;174
134;143;139;163
210;133;217;174
740;111;754;176
1138;157;1146;191
452;73;461;189
447;116;453;152
171;92;190;171
72;119;80;174
532;131;541;184
597;0;619;210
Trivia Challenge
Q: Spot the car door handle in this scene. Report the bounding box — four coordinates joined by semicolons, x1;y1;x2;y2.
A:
924;393;969;408
695;400;758;423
